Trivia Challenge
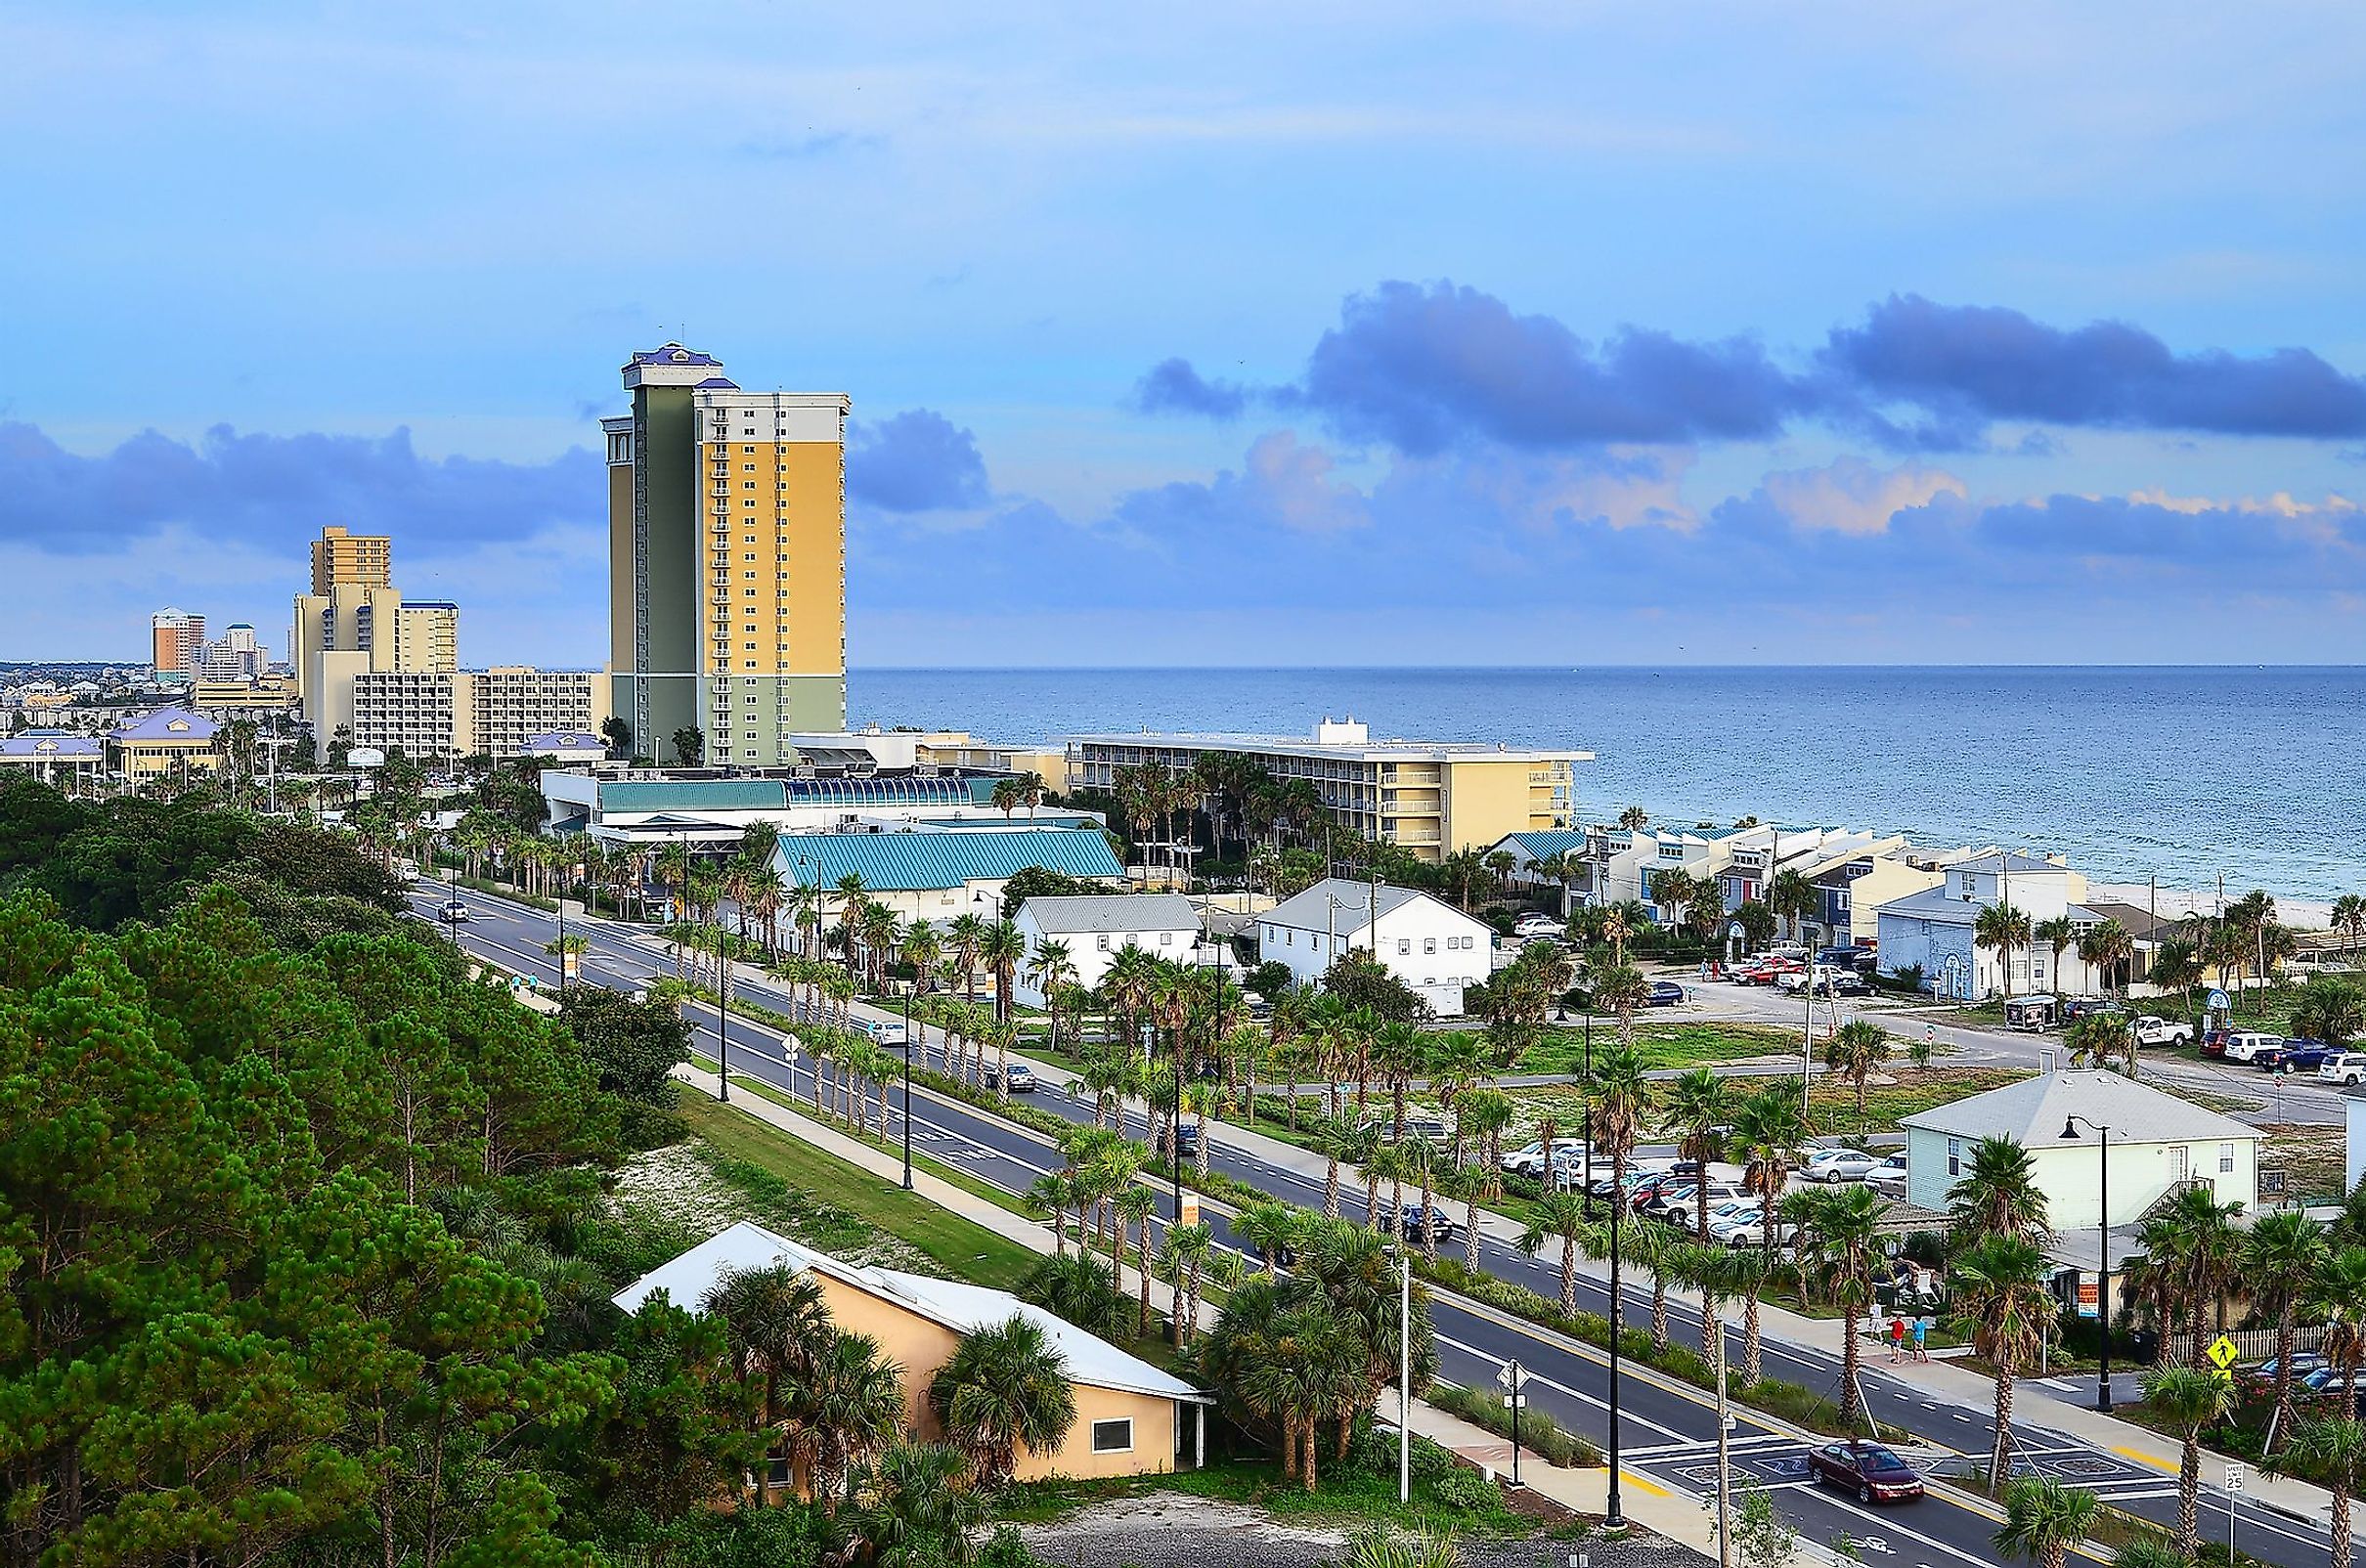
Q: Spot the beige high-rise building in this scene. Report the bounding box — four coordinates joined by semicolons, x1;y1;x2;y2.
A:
604;344;848;767
312;525;393;593
291;526;459;740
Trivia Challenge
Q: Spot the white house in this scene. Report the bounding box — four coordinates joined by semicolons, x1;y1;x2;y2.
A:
1256;878;1492;1015
1873;850;2104;999
1900;1070;2261;1233
1012;894;1202;1007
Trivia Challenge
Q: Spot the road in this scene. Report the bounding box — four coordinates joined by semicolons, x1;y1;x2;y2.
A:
415;889;2336;1568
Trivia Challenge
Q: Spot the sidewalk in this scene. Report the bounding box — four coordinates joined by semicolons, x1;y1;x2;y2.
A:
993;1046;2356;1541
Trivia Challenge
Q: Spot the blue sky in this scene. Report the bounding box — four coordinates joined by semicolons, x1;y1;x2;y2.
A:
6;3;2366;666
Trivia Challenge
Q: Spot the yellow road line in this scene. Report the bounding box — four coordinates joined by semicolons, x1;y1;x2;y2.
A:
1623;1472;1671;1497
2111;1444;2179;1474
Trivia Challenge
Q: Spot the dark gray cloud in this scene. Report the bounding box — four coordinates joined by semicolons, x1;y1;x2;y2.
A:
846;409;990;512
0;420;599;555
1822;294;2366;450
1131;357;1249;418
1138;283;2366;455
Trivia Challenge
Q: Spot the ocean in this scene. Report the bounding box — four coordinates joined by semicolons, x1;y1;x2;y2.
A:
849;666;2366;909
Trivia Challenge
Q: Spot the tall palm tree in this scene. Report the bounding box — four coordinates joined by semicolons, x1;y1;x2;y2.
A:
2142;1182;2248;1365
1027;937;1077;1047
1946;1135;2049;1249
1822;1020;1890;1117
2143;1366;2235;1557
1950;1234;2057;1494
2315;1245;2366;1409
1161;1223;1219;1348
1235;1200;1303;1276
979;918;1027;1024
702;1264;834;1504
1993;1475;2099;1568
1731;1085;1808;1272
1115;1183;1160;1337
2248;1209;2332;1451
1434;1163;1488;1271
1718;1244;1778;1386
797;1330;905;1512
1518;1192;1599;1314
1664;1067;1732;1243
2032;914;2078;997
1975;901;2031;1000
1794;1184;1883;1430
2077;917;2135;998
1766;866;1818;946
1625;1216;1682;1355
929;1315;1077;1487
2335;893;2366;958
2263;1416;2366;1568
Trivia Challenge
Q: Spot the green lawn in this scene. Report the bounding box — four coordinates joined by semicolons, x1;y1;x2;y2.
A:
675;1092;1044;1293
1499;1065;2032;1138
1508;1020;1806;1075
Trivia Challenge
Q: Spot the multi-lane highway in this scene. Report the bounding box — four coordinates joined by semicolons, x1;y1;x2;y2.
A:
411;885;2337;1568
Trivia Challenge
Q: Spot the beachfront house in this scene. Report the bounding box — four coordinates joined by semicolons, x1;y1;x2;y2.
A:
1257;877;1492;1015
616;1222;1212;1486
779;826;1126;928
1012;893;1203;1006
1872;851;2093;998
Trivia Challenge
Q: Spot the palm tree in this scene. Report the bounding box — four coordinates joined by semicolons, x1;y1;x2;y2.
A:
2149;935;2205;1025
2336;893;2366;958
1115;1183;1159;1336
1975;901;2031;999
1625;1216;1682;1355
840;1441;988;1568
1236;1200;1303;1276
2296;976;2366;1058
702;1263;834;1503
2316;1245;2366;1410
1793;1184;1883;1430
1993;1475;2099;1568
1822;1020;1889;1117
979;918;1026;1024
1027;937;1077;1048
2032;913;2078;997
1946;1135;2049;1248
2144;1366;2235;1557
929;1315;1078;1487
798;1330;905;1512
2248;1209;2332;1451
1731;1085;1808;1271
2263;1415;2366;1568
1719;1244;1778;1385
1519;1192;1599;1314
1161;1222;1219;1348
1766;866;1817;945
1664;1067;1732;1242
1950;1234;2057;1494
945;911;986;1003
2078;917;2134;998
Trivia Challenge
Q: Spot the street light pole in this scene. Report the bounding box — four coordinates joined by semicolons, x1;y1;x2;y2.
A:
900;983;915;1190
1606;1180;1626;1530
1398;1244;1411;1505
2061;1112;2113;1412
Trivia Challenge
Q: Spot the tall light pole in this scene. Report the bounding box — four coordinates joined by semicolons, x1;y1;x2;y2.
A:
899;980;916;1190
1606;1175;1626;1530
2061;1112;2113;1411
1391;1243;1411;1504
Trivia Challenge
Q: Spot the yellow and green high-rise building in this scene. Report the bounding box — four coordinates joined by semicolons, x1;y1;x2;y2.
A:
604;344;849;766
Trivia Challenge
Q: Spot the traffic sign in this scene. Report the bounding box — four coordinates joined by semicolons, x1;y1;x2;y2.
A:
1501;1394;1528;1408
1497;1363;1531;1391
2226;1461;2244;1494
2210;1368;2234;1391
2206;1335;2239;1371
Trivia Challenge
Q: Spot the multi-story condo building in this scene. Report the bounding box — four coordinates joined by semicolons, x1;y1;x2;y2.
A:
1065;717;1589;865
290;526;460;741
604;344;849;768
195;623;265;681
468;667;600;760
350;668;604;762
151;609;205;681
311;525;392;592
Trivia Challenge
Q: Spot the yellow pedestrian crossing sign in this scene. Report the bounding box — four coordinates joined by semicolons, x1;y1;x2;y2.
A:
2206;1335;2239;1371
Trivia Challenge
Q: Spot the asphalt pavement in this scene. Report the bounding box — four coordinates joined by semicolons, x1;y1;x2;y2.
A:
412;887;2343;1568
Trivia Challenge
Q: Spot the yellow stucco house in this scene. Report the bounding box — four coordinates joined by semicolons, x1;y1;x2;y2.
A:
614;1221;1212;1481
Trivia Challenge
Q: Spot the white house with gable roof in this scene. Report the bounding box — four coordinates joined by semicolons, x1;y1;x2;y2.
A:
1012;893;1203;1006
1256;877;1491;1014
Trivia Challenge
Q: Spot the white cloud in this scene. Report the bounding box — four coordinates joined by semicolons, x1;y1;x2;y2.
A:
1756;457;1965;536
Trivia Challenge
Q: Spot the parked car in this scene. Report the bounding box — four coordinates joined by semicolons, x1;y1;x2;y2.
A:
1724;1213;1799;1247
2321;1053;2366;1087
2246;1353;2328;1391
1647;980;1687;1007
1512;914;1565;938
1805;1149;1882;1184
2273;1040;2336;1073
2062;997;2125;1023
437;900;472;923
982;1062;1037;1093
1502;1138;1587;1177
2221;1030;2286;1066
1360;1113;1454;1144
1778;964;1864;997
1866;1154;1909;1198
2200;1028;2231;1058
1650;1182;1743;1222
1695;1198;1760;1236
1807;1442;1925;1503
1706;1204;1766;1241
2132;1015;2195;1048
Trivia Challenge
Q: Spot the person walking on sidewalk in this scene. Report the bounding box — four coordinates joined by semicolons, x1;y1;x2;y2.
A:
1910;1315;1929;1363
1890;1315;1906;1363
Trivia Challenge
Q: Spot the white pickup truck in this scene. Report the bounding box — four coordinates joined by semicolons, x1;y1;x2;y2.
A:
2131;1015;2194;1047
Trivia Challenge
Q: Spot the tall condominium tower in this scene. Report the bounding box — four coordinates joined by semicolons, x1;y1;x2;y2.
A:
151;608;205;680
311;525;393;592
604;344;848;767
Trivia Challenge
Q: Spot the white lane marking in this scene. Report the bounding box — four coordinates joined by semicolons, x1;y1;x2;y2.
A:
1431;1332;1690;1441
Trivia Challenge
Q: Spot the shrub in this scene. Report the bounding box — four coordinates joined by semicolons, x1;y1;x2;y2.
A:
1430;1468;1496;1510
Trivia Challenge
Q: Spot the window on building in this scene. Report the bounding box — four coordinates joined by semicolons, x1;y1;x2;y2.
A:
1096;935;1111;951
1424;937;1437;954
742;445;756;453
2220;1143;2236;1173
1947;1137;1961;1177
1397;938;1411;955
1159;932;1172;945
1089;1418;1133;1454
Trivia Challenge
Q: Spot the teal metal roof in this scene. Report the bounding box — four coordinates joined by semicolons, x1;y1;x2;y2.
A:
779;828;1124;893
599;780;787;813
1497;829;1592;858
